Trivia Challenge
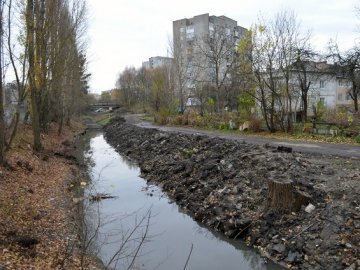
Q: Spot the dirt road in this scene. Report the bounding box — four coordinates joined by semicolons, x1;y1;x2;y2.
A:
125;115;360;159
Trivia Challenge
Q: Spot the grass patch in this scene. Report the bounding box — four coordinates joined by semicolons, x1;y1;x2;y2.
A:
139;114;154;122
96;113;114;126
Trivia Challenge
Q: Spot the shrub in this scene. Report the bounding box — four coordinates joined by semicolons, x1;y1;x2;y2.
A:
154;108;171;125
323;108;354;129
355;134;360;144
218;121;229;130
173;114;188;125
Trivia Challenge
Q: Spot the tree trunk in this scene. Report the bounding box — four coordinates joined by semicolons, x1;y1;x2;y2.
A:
302;94;308;124
0;5;5;165
0;89;5;165
27;0;42;151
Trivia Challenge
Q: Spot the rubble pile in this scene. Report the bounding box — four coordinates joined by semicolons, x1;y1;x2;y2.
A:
105;120;360;270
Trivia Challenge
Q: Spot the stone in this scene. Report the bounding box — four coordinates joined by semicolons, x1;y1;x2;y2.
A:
305;203;315;213
287;251;301;262
344;263;356;270
272;243;286;253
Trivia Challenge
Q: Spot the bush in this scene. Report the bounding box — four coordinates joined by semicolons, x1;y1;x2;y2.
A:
173;114;188;125
355;134;360;144
218;121;229;130
323;108;354;129
154;108;172;125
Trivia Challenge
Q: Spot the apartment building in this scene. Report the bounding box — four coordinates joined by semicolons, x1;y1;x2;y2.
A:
257;61;355;122
173;13;247;105
142;56;174;69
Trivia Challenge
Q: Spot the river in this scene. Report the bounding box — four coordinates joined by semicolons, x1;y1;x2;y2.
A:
81;131;283;270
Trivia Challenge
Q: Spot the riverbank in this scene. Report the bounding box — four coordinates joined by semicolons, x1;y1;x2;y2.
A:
104;117;360;270
0;122;100;269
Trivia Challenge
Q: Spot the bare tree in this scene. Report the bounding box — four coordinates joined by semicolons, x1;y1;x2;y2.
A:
194;24;242;113
6;0;29;149
170;36;189;113
290;49;329;123
250;10;310;132
0;0;6;164
328;41;360;112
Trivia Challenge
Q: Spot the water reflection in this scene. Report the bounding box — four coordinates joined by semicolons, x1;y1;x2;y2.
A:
82;132;283;270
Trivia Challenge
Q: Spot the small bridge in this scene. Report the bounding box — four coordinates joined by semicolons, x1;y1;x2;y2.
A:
89;103;121;111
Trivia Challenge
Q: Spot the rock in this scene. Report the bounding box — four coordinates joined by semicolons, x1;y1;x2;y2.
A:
344;263;356;270
272;243;286;253
305;203;315;213
103;119;359;270
277;146;292;153
287;250;302;262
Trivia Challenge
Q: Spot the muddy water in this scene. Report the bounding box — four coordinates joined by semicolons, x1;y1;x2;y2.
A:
83;132;283;270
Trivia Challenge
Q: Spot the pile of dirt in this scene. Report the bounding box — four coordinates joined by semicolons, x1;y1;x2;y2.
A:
105;120;360;270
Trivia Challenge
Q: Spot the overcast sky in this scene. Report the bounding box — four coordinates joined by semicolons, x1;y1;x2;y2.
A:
87;0;359;93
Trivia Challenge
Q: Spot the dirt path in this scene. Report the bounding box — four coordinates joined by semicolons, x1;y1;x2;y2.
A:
124;114;360;159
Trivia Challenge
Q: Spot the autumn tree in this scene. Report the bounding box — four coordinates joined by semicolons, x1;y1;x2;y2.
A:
136;66;152;112
26;0;42;151
23;0;89;147
116;67;138;109
236;29;256;117
151;67;172;112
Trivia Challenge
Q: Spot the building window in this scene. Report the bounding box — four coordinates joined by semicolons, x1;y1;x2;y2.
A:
225;28;231;36
320;97;325;105
186;26;194;40
320;80;325;88
338;93;343;101
209;23;214;38
346;93;352;100
180;27;184;33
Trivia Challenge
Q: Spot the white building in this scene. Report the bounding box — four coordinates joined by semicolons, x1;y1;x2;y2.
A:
142;56;173;69
261;61;353;116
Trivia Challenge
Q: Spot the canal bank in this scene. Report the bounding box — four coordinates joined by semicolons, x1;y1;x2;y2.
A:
79;130;282;269
103;117;360;270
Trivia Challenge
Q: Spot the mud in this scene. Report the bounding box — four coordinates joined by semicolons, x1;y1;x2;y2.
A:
104;118;359;270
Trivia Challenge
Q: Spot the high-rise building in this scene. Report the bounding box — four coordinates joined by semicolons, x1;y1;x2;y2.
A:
142;56;174;69
172;13;247;110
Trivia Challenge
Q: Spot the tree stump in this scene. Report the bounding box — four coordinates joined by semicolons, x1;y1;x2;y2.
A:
267;179;312;214
267;179;294;214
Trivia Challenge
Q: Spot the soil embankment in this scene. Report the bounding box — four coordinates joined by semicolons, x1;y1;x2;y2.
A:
0;123;100;269
105;117;360;270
